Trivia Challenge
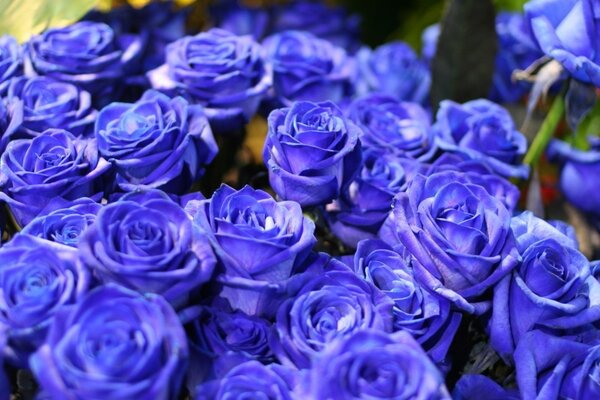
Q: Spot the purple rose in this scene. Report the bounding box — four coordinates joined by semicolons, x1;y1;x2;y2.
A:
0;97;22;156
96;90;217;194
78;189;215;306
324;150;417;248
547;138;600;218
25;22;144;100
514;330;600;399
195;361;299;400
271;268;393;369
0;234;90;366
263;30;355;107
433;99;529;179
30;284;188;400
346;93;435;160
271;1;361;53
0;35;23;96
264;101;362;206
356;41;431;105
379;171;520;313
354;239;462;366
20;198;101;247
490;212;600;361
148;28;271;133
0;129;110;227
303;329;450;399
525;0;600;86
193;184;315;316
7;76;96;138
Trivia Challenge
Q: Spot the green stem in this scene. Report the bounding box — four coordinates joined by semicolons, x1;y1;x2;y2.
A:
523;94;565;167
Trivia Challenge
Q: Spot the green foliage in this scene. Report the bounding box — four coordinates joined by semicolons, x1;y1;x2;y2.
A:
388;1;444;52
494;0;528;12
0;0;100;42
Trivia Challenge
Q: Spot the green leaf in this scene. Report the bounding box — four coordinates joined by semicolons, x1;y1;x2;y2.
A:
0;0;98;43
523;94;565;167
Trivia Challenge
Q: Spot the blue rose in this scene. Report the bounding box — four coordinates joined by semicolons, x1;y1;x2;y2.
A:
324;150;418;248
0;234;90;367
379;170;520;313
271;1;361;53
21;198;101;247
453;375;519;400
303;329;450;399
354;239;462;366
491;12;544;103
272;268;393;369
0;333;8;399
510;211;579;251
421;24;440;65
0;210;5;246
356;41;431;105
433;99;530;179
490;211;600;362
7;76;96;138
110;189;205;211
211;0;270;40
525;0;600;86
263;30;355;107
0;129;110;227
424;153;521;212
185;302;275;388
514;330;600;399
0;97;22;156
78;189;215;306
30;284;188;400
148;28;271;133
0;35;23;96
187;304;274;363
195;361;299;400
264;100;362;206
547;138;600;219
25;21;144;100
548;219;579;247
85;1;188;72
96;90;217;194
194;184;316;316
346;93;435;160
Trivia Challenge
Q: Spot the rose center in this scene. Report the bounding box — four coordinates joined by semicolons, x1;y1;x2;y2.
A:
37;150;67;168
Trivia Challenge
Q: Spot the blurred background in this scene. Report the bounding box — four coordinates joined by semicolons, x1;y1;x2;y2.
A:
0;0;527;46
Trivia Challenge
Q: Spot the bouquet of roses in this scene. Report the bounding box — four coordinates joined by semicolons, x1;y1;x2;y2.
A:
0;0;599;399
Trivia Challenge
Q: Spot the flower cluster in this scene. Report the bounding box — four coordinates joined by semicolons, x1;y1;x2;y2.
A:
0;0;598;399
